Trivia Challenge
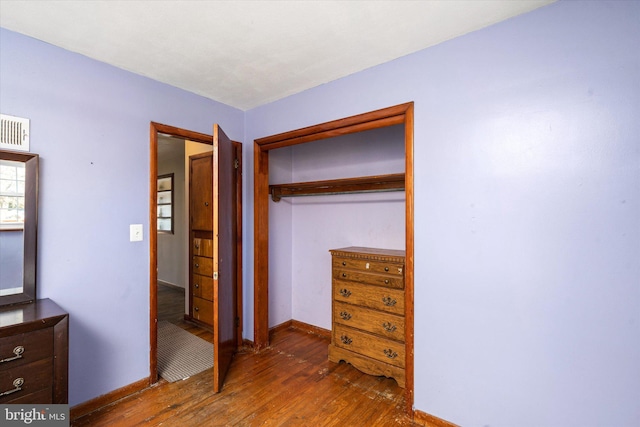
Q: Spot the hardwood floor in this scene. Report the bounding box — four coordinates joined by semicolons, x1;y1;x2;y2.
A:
157;282;187;325
72;325;415;426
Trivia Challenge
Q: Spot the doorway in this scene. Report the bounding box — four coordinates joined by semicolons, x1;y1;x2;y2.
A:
149;122;243;387
156;137;212;327
252;102;414;414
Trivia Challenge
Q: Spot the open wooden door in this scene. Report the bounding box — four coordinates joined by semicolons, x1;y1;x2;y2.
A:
212;124;238;392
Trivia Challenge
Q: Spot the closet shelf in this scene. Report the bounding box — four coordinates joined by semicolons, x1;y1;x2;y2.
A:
269;173;405;202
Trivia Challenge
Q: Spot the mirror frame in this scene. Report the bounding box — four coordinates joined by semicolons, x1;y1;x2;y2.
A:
0;150;38;307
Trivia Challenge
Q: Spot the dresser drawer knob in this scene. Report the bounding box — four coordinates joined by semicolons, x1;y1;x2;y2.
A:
204;202;209;206
384;279;390;284
383;349;398;359
195;283;200;289
382;296;397;306
339;311;352;321
195;243;200;249
195;263;199;268
342;261;347;266
340;335;352;345
339;289;351;298
382;322;397;332
0;377;24;397
0;346;24;364
195;307;199;312
384;267;389;272
342;273;347;278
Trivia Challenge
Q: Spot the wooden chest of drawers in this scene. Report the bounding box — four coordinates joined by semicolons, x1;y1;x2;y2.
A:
0;299;68;403
328;247;406;388
192;237;214;327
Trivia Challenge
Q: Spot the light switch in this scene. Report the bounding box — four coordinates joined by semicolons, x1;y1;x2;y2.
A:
130;224;143;242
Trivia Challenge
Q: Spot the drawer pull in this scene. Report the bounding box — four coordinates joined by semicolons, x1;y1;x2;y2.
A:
204;202;209;206
339;289;351;298
382;322;397;332
195;244;200;249
195;283;200;289
0;346;24;364
195;263;199;268
339;311;352;321
342;261;347;266
384;267;389;272
382;296;397;306
195;307;199;312
342;273;347;278
0;378;24;397
384;279;390;284
383;349;398;359
340;335;352;345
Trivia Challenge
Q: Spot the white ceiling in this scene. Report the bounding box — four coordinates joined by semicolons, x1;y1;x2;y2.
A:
0;0;554;111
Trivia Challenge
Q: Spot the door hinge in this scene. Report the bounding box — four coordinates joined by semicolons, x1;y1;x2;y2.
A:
213;271;219;280
235;317;240;328
234;158;239;169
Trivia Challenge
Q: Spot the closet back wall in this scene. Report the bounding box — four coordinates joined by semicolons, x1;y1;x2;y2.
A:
268;125;405;329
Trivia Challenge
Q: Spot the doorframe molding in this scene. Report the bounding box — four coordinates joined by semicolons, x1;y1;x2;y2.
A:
149;122;243;383
252;102;414;415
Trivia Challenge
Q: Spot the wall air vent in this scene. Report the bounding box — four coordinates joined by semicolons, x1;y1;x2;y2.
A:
0;114;30;152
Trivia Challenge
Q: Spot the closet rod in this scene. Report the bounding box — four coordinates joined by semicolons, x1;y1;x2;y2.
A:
269;173;405;202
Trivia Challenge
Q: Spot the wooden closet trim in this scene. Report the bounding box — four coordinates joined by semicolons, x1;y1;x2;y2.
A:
256;115;405;151
255;103;409;147
253;101;415;416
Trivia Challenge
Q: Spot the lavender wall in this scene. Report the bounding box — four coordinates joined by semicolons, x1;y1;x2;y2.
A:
246;2;640;426
0;28;243;406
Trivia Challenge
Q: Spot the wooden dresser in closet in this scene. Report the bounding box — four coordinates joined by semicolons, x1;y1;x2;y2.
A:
189;152;214;327
0;299;68;403
328;247;406;388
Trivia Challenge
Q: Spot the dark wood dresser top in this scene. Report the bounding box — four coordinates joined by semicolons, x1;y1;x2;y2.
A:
0;299;68;336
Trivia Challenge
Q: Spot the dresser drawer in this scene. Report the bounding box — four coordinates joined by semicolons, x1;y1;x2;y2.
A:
0;358;53;403
333;281;404;315
192;274;213;301
2;387;52;404
192;296;213;326
0;328;53;371
193;238;213;257
333;325;405;368
193;256;213;277
333;268;403;289
333;301;405;342
0;299;68;404
333;257;404;277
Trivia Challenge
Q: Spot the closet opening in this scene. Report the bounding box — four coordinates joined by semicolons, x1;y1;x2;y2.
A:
253;102;414;415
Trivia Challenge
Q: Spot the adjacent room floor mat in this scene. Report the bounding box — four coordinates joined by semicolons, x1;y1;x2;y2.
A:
157;320;213;382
